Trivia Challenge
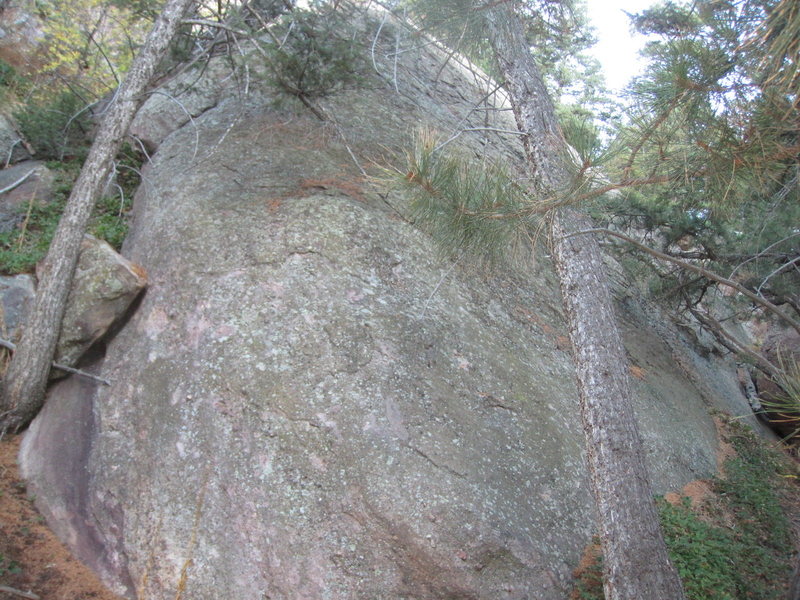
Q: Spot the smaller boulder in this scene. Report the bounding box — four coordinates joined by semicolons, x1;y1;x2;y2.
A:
0;112;31;165
52;235;147;371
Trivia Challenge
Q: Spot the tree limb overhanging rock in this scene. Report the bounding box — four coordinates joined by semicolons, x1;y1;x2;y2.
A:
564;227;800;336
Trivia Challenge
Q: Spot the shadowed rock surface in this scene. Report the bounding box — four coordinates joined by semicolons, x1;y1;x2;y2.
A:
20;13;754;600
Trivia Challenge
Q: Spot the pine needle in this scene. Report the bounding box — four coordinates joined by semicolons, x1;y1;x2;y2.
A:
396;128;541;263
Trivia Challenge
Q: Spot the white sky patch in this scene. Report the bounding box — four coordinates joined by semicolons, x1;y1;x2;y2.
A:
585;0;657;93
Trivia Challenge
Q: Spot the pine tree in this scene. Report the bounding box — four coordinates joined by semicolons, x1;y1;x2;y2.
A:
404;1;688;597
607;0;799;317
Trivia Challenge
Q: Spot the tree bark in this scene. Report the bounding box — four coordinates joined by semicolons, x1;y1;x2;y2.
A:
0;0;195;434
484;6;686;599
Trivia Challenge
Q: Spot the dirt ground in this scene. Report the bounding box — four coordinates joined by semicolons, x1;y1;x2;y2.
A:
0;433;124;600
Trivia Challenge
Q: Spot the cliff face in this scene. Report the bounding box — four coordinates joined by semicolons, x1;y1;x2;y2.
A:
19;11;756;599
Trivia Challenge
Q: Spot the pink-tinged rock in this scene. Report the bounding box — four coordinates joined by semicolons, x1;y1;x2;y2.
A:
18;13;746;600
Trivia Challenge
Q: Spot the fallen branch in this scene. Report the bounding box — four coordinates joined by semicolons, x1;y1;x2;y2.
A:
0;338;110;386
688;307;782;380
0;585;41;600
0;169;35;196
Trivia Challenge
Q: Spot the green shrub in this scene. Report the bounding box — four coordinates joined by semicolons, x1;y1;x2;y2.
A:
264;6;365;99
14;91;93;161
0;553;22;577
571;419;794;599
90;193;132;250
0;149;140;274
0;181;69;274
759;355;800;441
659;498;745;600
0;59;16;88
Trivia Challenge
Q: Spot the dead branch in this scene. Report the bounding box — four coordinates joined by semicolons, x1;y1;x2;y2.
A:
0;170;35;196
563;227;800;336
687;307;782;380
0;338;110;386
0;585;40;600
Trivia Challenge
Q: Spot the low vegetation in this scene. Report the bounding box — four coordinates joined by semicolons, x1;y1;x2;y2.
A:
573;417;799;600
0;149;140;275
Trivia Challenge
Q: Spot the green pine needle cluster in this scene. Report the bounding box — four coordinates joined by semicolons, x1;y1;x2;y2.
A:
396;130;541;263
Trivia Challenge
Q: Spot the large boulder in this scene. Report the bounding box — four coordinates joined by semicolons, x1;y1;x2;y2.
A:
19;13;751;600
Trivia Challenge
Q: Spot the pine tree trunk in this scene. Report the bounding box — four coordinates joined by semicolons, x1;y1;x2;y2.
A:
0;0;195;434
485;6;686;599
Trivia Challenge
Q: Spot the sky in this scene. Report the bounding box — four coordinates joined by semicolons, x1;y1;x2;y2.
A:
585;0;657;93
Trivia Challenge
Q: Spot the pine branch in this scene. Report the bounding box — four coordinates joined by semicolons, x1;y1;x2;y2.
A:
563;228;800;336
688;307;782;381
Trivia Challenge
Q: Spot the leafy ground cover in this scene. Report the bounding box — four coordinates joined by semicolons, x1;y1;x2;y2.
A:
573;415;800;600
0;152;138;276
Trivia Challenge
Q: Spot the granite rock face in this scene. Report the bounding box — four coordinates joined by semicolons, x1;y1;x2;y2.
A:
20;12;748;600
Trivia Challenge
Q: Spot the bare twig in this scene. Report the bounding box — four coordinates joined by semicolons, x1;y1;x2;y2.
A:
182;18;249;36
562;228;800;336
147;89;201;159
459;126;525;136
688;307;782;380
433;81;506;152
393;7;404;93
315;101;367;177
0;169;35;196
422;255;462;317
757;255;800;296
0;585;40;599
5;139;25;168
371;9;388;75
728;232;800;280
0;338;110;385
